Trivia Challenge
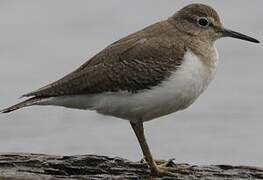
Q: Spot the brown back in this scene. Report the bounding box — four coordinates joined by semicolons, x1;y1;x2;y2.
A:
23;20;187;97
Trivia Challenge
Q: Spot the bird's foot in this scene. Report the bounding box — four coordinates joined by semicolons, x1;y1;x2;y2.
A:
140;158;176;167
153;166;174;176
151;159;190;177
140;158;189;177
155;158;176;168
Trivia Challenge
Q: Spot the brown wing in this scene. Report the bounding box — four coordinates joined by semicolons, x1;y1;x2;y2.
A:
23;20;186;97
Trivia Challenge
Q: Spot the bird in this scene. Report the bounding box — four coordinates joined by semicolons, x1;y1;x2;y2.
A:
1;3;260;176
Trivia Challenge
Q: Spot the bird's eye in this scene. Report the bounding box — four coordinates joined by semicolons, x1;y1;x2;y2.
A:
197;17;210;27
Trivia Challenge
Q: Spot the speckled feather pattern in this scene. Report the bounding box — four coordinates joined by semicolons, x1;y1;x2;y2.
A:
23;21;186;97
22;4;222;98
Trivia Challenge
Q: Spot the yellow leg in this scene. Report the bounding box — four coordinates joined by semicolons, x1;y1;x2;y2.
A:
130;121;175;176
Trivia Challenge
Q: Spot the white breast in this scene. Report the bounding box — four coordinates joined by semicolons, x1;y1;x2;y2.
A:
40;48;219;123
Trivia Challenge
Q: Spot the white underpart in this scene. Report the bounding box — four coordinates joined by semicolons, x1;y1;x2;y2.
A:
38;47;219;122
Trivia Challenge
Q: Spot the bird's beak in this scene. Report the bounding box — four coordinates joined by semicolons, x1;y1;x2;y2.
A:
221;28;260;43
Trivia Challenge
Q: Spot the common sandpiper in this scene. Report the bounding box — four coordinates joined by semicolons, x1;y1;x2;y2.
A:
1;3;260;176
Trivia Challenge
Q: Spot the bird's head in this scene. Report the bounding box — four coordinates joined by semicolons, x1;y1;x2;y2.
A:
171;4;259;44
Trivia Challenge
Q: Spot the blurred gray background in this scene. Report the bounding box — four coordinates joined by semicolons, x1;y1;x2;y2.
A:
0;0;262;166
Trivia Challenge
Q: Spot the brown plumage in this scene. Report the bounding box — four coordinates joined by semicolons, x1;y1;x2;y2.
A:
1;97;44;113
21;4;223;98
22;21;186;97
19;4;222;99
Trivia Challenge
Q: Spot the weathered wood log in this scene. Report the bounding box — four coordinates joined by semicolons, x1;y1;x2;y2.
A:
0;153;262;180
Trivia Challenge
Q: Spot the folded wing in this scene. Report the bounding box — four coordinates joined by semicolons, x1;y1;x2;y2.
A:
23;21;185;98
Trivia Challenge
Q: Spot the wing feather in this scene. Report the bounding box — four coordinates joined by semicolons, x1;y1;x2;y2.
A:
23;21;186;97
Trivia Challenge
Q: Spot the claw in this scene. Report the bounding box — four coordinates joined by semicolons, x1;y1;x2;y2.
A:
149;159;191;177
155;158;176;167
163;158;176;167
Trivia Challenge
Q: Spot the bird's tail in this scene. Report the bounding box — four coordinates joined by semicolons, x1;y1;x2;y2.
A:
1;97;44;113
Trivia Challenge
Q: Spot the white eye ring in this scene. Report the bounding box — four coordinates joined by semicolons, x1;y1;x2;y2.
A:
197;17;210;27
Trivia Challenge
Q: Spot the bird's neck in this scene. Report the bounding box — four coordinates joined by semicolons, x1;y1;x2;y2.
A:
167;18;218;68
186;38;219;68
